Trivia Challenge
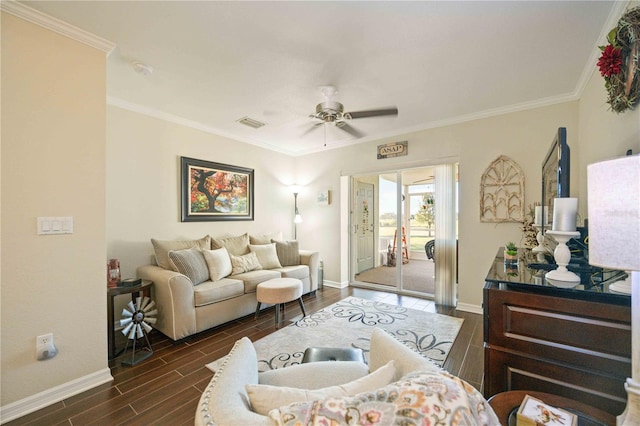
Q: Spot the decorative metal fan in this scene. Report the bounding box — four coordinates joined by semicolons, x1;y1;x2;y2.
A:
120;296;157;365
304;86;398;140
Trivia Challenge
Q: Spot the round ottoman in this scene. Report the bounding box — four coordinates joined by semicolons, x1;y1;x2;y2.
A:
255;278;306;327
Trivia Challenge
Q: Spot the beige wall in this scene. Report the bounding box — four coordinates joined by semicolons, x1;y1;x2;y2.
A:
106;106;297;280
577;64;640;216
1;13;109;407
296;102;580;307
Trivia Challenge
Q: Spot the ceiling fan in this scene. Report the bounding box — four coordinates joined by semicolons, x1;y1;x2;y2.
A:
305;86;398;140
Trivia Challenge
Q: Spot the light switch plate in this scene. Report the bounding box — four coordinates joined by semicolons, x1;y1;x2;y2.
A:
38;217;73;235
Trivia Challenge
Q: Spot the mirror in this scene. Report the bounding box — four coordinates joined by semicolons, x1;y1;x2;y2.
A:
541;127;570;229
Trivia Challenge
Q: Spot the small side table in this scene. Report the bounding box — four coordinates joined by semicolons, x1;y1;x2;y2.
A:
107;280;153;360
488;390;615;426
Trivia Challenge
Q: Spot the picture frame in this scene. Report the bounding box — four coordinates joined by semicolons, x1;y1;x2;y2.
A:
317;190;330;206
181;156;254;222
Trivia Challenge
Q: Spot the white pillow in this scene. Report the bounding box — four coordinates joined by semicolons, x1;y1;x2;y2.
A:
229;252;262;275
259;361;369;389
249;243;282;270
245;360;396;415
202;247;233;280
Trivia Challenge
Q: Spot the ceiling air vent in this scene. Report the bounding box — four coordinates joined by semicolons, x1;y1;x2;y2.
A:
237;116;266;129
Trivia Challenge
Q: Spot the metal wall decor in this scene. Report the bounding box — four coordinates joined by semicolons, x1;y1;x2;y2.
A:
480;155;525;222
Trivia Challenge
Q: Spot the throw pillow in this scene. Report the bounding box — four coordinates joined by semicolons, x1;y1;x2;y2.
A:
249;232;283;245
246;360;396;416
249;243;282;270
258;361;369;389
211;233;250;256
229;252;262;275
271;240;300;266
168;247;210;285
202;247;233;281
151;235;211;271
268;370;500;426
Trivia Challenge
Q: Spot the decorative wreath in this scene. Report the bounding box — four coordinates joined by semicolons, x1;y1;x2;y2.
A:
597;6;640;113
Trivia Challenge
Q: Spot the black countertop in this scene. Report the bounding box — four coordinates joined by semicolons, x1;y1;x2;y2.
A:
485;247;630;306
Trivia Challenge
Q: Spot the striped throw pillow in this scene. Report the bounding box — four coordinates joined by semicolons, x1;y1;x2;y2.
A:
168;247;210;285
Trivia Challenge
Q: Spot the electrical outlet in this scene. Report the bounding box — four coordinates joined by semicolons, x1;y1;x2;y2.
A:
37;333;52;347
36;333;57;360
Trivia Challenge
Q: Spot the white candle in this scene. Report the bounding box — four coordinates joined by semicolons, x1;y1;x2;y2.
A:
552;198;578;231
534;206;549;226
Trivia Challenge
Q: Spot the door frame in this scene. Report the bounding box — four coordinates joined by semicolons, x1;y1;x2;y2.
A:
343;159;459;301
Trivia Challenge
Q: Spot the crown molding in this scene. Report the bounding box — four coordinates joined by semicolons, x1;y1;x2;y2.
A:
1;0;116;54
107;96;297;156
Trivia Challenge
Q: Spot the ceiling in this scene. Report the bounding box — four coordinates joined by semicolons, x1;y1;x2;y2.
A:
21;1;621;156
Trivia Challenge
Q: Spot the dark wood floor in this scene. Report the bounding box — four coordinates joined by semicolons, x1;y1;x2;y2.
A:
7;286;483;426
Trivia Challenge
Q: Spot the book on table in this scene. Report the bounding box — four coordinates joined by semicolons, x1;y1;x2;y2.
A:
516;394;577;426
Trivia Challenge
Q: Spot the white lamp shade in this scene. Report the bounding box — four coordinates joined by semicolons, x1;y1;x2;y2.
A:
294;214;303;224
587;155;640;271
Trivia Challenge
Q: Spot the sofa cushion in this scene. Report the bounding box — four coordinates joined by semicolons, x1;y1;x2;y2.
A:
230;252;262;275
275;265;309;281
272;240;300;266
231;269;282;293
194;278;245;307
258;361;369;388
369;328;441;380
250;232;283;245
151;235;211;271
202;247;233;281
249;243;282;270
212;233;250;256
268;370;500;426
168;247;210;285
246;360;396;415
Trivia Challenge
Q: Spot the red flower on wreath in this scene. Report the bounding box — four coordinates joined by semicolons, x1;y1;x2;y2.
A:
597;44;623;77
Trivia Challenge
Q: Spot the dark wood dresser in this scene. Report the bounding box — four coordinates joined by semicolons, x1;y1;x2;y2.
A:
483;248;631;416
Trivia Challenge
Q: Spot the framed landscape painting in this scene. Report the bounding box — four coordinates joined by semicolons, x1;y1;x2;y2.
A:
181;156;254;222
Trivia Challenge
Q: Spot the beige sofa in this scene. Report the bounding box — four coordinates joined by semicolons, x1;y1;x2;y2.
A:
137;233;319;341
196;328;499;425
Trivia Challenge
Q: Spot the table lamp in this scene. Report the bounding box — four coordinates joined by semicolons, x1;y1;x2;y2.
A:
587;155;640;425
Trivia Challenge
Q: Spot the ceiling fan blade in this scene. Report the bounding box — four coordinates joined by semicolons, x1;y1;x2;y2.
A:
345;107;398;120
301;122;323;137
336;122;364;138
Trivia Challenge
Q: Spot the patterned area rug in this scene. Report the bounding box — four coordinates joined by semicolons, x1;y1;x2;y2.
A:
206;296;463;372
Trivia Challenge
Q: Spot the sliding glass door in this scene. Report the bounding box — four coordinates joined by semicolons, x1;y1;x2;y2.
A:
351;163;458;303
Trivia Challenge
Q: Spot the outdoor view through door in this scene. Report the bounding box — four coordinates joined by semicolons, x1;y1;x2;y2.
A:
352;164;458;300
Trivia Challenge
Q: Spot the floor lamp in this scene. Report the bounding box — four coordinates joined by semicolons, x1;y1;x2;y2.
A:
292;187;302;240
587;155;640;425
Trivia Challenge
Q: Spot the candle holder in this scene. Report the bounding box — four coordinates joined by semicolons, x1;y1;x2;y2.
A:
532;224;551;254
545;230;581;286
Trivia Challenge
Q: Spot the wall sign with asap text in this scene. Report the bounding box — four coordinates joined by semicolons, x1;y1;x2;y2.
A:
377;141;408;159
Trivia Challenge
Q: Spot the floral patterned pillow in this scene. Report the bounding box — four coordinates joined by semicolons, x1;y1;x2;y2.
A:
268;370;499;426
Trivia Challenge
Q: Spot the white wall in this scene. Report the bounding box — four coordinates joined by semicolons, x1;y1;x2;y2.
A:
296;102;579;307
106;106;297;279
1;12;110;407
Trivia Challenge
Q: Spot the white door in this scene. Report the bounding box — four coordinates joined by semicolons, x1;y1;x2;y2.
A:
356;182;375;273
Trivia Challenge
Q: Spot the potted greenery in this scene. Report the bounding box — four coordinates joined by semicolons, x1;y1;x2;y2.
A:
504;242;518;264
